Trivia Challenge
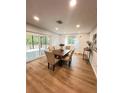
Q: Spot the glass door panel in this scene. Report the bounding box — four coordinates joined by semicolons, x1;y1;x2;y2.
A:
26;33;51;61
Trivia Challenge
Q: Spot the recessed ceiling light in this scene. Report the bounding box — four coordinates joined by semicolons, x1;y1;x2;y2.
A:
33;16;40;21
76;24;80;28
55;27;59;30
70;0;77;7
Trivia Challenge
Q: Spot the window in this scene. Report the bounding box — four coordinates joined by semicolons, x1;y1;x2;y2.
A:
33;35;40;49
40;36;49;49
26;34;33;50
67;36;75;44
26;32;50;62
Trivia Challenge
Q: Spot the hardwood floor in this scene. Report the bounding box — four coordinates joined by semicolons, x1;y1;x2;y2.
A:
26;54;97;93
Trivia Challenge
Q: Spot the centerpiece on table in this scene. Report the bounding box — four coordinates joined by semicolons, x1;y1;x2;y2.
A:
59;44;65;51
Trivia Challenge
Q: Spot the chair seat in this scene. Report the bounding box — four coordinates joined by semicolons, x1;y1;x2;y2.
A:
50;58;59;65
62;56;70;62
55;55;61;59
55;58;59;63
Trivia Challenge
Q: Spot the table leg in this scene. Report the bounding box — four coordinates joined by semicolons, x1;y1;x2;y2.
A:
58;60;63;66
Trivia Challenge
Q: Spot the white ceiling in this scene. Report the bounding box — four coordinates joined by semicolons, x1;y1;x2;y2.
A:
26;0;97;35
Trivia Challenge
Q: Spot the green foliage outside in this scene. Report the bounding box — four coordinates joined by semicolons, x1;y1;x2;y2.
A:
26;35;32;45
33;36;39;45
68;36;75;44
41;36;49;45
26;35;49;47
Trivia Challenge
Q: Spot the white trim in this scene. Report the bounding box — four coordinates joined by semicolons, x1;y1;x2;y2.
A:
90;62;97;78
26;55;45;63
26;48;44;52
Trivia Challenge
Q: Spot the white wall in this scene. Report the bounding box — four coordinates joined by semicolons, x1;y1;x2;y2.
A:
51;36;60;46
59;35;66;44
59;34;89;53
89;28;97;77
75;34;89;53
89;28;97;41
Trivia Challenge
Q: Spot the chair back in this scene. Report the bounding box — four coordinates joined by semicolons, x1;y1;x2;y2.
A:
65;46;71;50
69;49;75;59
53;46;55;50
44;51;55;64
48;46;55;51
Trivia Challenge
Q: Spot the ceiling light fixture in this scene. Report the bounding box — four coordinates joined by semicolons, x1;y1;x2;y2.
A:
76;24;80;28
55;27;59;30
70;0;77;7
33;16;40;21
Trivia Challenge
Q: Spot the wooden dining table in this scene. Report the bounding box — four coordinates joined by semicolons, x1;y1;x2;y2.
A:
52;49;71;66
52;49;71;58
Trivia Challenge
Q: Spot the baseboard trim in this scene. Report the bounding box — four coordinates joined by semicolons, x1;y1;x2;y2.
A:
90;63;97;78
26;55;45;63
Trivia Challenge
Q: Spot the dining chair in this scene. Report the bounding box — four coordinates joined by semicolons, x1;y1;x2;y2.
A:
44;51;59;71
62;49;75;67
48;46;55;51
65;46;71;50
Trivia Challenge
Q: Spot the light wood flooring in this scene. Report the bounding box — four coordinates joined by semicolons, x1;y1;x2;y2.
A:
26;54;97;93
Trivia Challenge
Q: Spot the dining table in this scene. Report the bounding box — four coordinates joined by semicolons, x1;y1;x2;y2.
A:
52;49;71;66
52;49;71;58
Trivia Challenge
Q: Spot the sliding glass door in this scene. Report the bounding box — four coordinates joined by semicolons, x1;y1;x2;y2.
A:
26;32;50;62
26;34;33;50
